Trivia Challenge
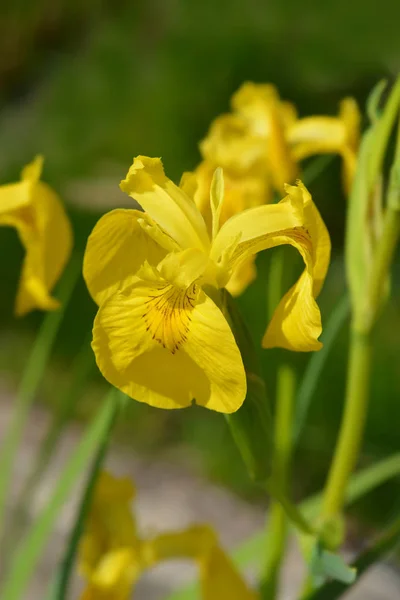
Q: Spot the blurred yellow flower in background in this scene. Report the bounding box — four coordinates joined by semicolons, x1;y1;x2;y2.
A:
79;472;140;600
83;156;330;412
196;82;360;200
0;156;73;316
78;472;258;600
287;97;360;194
187;82;356;297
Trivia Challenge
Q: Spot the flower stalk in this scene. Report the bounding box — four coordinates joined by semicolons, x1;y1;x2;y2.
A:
320;330;372;529
320;82;400;545
261;364;296;599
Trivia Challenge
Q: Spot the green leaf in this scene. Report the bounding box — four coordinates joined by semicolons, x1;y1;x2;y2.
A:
11;335;95;533
223;290;273;483
49;391;122;600
0;389;119;600
310;543;356;586
0;255;81;550
304;516;400;600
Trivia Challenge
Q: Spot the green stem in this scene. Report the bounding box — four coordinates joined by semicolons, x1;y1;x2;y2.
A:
366;207;400;327
321;114;400;538
0;256;81;553
265;479;314;536
320;330;372;527
261;365;296;599
51;391;121;600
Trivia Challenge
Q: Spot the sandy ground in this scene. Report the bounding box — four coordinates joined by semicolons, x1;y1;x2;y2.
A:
0;385;399;600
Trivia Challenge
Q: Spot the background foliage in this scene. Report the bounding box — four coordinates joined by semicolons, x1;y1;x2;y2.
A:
0;0;399;523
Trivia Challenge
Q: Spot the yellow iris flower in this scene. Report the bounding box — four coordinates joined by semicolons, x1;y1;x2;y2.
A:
0;156;73;315
78;472;258;600
196;82;360;198
83;155;330;413
188;83;355;298
287;96;361;195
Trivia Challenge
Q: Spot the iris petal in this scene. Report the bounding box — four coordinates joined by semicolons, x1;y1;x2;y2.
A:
92;272;245;413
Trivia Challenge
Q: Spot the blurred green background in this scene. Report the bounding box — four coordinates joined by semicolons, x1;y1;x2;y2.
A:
0;0;400;524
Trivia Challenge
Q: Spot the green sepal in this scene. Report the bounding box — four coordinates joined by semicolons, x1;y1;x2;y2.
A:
222;290;273;483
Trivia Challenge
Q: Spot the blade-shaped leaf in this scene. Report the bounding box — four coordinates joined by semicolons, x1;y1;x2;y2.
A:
304;516;400;600
0;389;119;600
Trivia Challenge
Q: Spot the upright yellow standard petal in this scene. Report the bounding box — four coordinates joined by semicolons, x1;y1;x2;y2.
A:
200;113;268;173
83;208;168;306
0;156;73;316
92;258;246;413
120;156;210;251
191;160;271;240
232;82;297;191
0;181;31;214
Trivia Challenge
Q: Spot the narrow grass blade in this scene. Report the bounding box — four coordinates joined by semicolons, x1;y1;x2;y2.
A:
0;389;118;600
0;256;81;547
294;294;350;444
302;155;334;186
50;391;122;600
17;336;94;507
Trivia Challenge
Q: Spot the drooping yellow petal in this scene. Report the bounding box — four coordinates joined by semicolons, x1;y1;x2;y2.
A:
78;471;140;600
263;270;322;351
91;549;140;592
212;182;330;351
0;157;72;316
120;156;210;251
210;191;304;267
199;543;258;600
17;182;72;316
146;526;258;600
263;182;331;351
80;548;140;600
92;260;246;413
83;208;168;306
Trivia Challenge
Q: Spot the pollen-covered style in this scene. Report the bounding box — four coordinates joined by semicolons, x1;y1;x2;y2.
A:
78;472;258;600
0;156;73;315
83;156;330;413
